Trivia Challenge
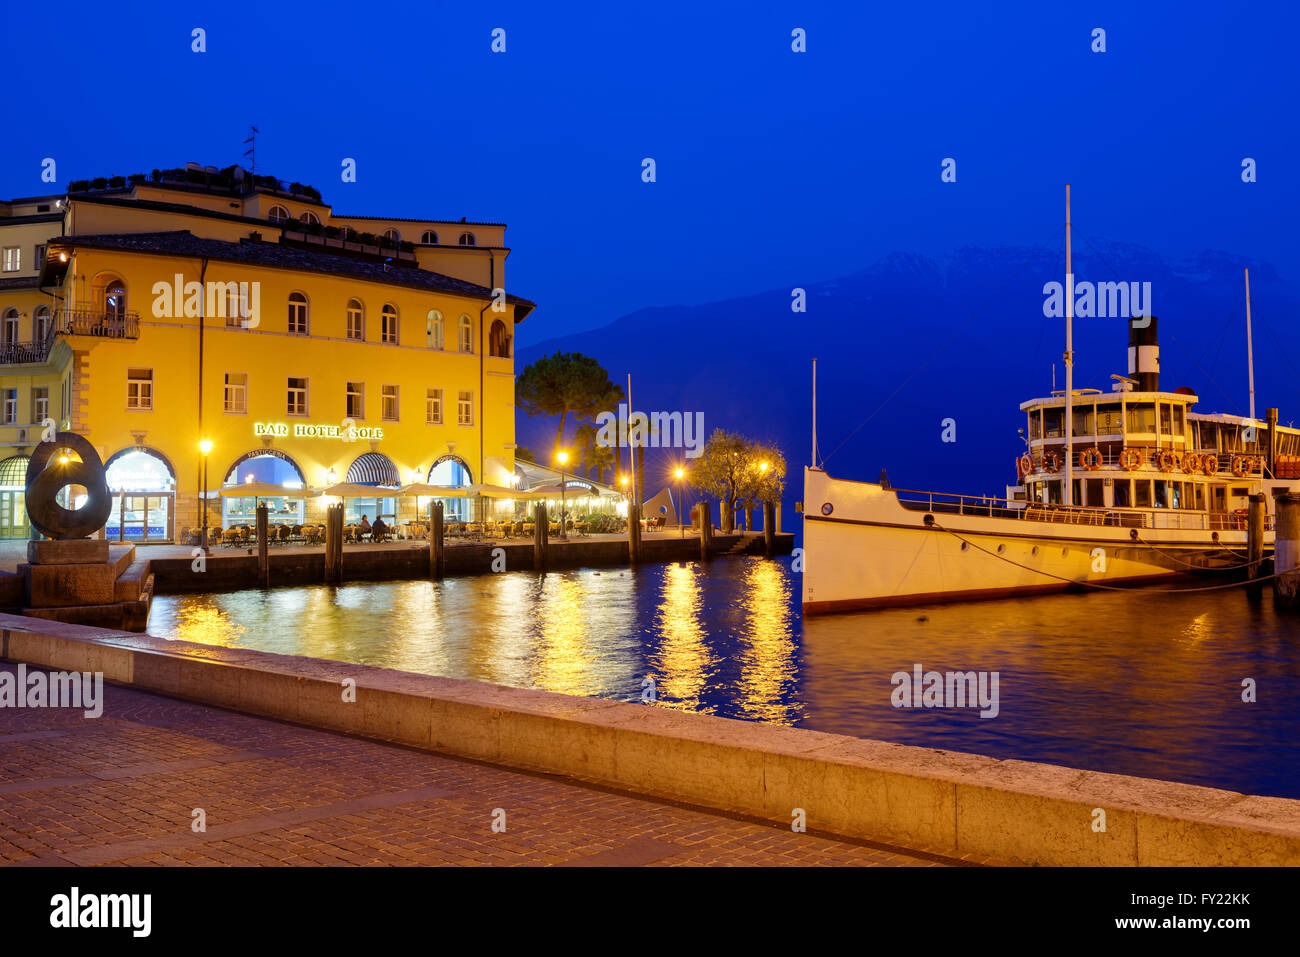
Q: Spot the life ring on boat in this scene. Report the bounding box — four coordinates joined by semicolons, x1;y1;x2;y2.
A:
1202;454;1220;476
1040;450;1060;473
1017;453;1033;479
1078;447;1103;471
1231;455;1250;477
1119;448;1144;471
1182;452;1201;474
1156;450;1178;472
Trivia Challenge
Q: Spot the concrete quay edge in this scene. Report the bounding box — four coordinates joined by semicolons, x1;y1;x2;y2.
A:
1;612;1295;867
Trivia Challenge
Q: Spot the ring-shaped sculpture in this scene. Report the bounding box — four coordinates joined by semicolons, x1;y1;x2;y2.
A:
25;432;113;539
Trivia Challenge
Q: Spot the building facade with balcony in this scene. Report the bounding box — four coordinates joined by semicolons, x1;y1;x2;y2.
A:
0;166;533;541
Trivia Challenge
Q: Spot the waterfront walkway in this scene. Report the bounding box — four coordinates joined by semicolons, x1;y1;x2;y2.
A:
0;663;968;867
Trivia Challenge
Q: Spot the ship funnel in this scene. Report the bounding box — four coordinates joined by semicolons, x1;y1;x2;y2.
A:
1127;315;1159;392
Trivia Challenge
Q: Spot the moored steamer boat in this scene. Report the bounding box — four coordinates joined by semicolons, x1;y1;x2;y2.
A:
801;190;1300;614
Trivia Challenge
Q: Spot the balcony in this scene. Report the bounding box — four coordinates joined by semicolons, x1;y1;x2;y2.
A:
0;308;140;367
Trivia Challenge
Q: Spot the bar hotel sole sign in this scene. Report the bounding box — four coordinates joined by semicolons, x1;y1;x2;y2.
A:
254;422;385;440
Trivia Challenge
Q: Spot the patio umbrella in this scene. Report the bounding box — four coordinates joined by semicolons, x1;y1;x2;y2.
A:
464;483;523;499
219;482;318;498
320;482;398;497
397;483;469;497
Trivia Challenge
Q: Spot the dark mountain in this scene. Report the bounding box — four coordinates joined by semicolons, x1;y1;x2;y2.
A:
516;244;1300;518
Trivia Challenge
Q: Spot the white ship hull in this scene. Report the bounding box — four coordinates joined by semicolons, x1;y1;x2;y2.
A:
800;467;1279;615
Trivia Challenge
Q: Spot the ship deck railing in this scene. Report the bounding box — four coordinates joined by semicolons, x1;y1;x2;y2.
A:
893;488;1274;532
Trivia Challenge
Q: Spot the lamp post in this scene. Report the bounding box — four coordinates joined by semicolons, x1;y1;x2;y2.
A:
557;450;569;540
674;466;686;538
199;439;213;553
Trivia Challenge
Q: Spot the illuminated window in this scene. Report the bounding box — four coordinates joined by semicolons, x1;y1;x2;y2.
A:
426;310;443;349
457;390;473;426
224;373;247;414
2;390;16;425
2;247;19;271
458;315;472;353
346;299;364;340
287;377;308;416
127;368;153;410
381;384;399;422
34;305;51;343
381;304;398;344
288;291;309;335
426;388;442;425
489;319;510;358
346;381;364;419
32;386;49;423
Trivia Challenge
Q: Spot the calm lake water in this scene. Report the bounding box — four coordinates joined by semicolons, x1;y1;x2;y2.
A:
148;556;1300;800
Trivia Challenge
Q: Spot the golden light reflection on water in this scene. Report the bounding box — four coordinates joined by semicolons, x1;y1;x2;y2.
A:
735;559;802;725
651;563;714;713
534;576;598;697
170;601;248;646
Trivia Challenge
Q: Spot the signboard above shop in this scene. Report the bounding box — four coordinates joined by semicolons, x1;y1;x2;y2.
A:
254;422;385;440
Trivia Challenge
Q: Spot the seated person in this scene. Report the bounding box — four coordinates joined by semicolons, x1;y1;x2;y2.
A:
359;515;372;536
371;516;389;541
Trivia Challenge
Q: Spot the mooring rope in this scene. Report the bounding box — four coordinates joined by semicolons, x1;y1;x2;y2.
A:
932;521;1297;594
1131;533;1252;571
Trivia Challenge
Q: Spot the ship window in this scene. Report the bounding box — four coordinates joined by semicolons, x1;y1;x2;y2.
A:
1154;482;1167;508
1231;487;1248;497
1127;403;1155;433
1096;404;1122;434
1073;408;1093;437
1086;478;1103;507
1028;411;1041;440
1172;406;1185;437
1046;480;1061;505
1195;485;1205;510
1044;408;1063;438
1135;481;1152;508
1159;404;1173;435
1114;480;1131;507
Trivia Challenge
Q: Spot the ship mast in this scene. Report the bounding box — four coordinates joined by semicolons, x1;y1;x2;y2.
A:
1064;185;1074;507
1245;268;1256;425
811;357;818;468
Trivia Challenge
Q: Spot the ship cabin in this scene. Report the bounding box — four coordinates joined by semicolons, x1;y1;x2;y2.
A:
1015;386;1300;528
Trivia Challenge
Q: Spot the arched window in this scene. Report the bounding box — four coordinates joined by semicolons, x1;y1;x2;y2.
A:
458;315;473;353
268;205;290;223
381;304;399;344
287;292;309;335
105;280;127;320
1;308;18;346
426;310;443;349
458;232;476;246
421;230;438;245
489;319;510;358
382;228;401;242
346;299;364;340
299;211;320;225
34;305;51;343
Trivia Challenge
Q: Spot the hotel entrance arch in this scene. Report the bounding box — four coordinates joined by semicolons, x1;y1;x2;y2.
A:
0;455;31;539
105;447;176;541
344;452;400;525
222;449;307;528
428;454;473;521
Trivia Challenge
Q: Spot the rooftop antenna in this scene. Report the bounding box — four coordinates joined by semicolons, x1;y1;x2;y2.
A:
243;125;259;177
1063;184;1075;507
1244;268;1256;425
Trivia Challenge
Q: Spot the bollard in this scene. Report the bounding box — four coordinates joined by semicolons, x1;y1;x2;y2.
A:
763;501;775;557
628;502;642;565
324;503;338;584
1274;491;1300;609
1246;493;1266;599
699;500;713;561
256;504;269;588
333;503;344;582
534;502;549;572
429;501;445;580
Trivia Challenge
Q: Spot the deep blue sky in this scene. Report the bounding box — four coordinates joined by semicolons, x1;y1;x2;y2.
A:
4;0;1295;347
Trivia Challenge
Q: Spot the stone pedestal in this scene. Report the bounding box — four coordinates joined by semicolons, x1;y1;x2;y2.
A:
15;538;153;631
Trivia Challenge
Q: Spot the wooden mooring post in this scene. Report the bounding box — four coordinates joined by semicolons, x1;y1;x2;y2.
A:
534;502;549;572
324;503;342;584
699;500;713;560
627;502;642;564
1273;490;1300;610
256;504;270;588
763;501;776;557
1246;493;1266;599
429;501;445;580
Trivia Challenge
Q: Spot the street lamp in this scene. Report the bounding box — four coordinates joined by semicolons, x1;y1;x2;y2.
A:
199;439;213;553
557;450;569;540
674;466;686;538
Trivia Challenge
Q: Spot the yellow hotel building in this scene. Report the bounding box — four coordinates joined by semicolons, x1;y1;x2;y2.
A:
0;164;534;541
